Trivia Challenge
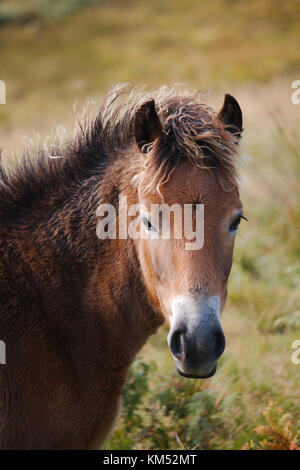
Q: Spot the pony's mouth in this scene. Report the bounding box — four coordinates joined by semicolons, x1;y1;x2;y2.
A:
176;365;217;379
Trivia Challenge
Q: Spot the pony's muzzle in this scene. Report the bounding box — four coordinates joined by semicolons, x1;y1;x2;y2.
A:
167;296;225;379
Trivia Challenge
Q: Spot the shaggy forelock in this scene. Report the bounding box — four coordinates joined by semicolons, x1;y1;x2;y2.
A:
95;84;241;191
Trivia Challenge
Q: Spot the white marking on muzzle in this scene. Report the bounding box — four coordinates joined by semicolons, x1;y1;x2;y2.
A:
170;295;221;332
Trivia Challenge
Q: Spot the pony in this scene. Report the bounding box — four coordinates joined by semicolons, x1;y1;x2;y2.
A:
0;85;245;449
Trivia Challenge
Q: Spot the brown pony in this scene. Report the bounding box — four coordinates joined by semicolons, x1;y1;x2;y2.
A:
0;85;245;449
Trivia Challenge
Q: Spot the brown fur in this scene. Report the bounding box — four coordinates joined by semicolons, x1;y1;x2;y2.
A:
0;85;243;449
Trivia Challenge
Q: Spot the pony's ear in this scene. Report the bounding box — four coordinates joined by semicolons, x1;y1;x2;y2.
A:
217;94;243;138
134;100;163;153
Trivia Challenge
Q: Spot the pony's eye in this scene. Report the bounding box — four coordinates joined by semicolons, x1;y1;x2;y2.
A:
142;216;156;231
230;216;241;232
229;214;247;233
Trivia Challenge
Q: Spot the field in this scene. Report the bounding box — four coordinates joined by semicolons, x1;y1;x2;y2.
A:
0;0;299;449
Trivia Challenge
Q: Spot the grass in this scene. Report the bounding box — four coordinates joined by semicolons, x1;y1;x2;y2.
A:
1;0;300;143
0;0;299;450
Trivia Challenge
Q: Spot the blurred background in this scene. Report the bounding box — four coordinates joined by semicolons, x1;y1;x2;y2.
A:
0;0;299;449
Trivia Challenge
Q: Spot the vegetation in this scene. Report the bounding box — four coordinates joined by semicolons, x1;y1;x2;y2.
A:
0;0;299;450
105;360;299;450
0;0;103;25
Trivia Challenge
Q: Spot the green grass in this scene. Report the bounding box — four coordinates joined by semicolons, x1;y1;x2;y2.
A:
0;0;299;450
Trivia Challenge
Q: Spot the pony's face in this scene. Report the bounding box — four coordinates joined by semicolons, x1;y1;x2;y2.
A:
133;95;244;379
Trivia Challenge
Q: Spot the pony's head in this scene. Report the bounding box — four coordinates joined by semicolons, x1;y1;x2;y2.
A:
131;89;245;379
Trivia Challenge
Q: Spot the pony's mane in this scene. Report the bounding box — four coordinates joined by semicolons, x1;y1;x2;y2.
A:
0;84;241;216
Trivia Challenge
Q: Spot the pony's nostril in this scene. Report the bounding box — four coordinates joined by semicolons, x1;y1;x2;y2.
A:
214;328;226;358
170;329;185;361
